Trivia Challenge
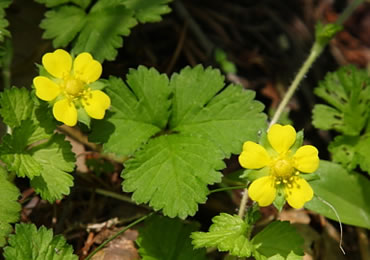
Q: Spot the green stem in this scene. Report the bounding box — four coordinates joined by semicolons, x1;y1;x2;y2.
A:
269;42;323;126
84;213;152;260
335;0;365;26
94;188;134;204
94;188;151;210
1;38;12;89
238;188;249;218
210;185;247;194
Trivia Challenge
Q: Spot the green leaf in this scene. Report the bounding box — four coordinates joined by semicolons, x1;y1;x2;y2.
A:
305;160;370;229
312;65;370;135
328;135;359;171
72;2;137;61
123;0;172;23
170;65;266;157
40;6;87;47
252;221;304;260
91;65;265;218
30;134;76;202
90;66;171;156
0;0;11;42
137;215;206;260
122;134;224;218
35;0;91;9
0;87;56;143
0;120;43;178
3;223;78;260
0;87;35;128
191;213;254;257
0;120;75;202
0;166;21;247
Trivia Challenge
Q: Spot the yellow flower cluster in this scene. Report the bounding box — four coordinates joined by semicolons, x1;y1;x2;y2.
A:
239;124;319;209
33;49;110;126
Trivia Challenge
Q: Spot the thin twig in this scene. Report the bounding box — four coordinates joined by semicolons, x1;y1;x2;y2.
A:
84;213;152;260
173;0;215;56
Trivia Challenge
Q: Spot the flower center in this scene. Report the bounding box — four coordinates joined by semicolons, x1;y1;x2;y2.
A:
64;77;84;96
272;159;294;178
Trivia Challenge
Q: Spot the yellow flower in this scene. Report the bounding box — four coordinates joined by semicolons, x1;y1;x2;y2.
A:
33;49;111;126
238;124;319;209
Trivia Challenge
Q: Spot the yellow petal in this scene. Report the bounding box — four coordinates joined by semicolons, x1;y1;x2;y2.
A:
53;99;77;126
268;124;296;154
238;141;271;169
42;49;72;78
73;52;102;83
82;90;110;119
33;76;61;101
249;176;276;207
293;145;319;173
284;177;313;209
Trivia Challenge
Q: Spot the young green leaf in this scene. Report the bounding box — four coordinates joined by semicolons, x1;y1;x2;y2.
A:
0;166;21;247
3;223;78;260
90;66;171;156
170;65;266;157
251;221;304;260
191;213;254;257
137;215;206;260
123;0;172;23
305;160;370;229
123;134;224;219
30;134;76;202
312;65;370;135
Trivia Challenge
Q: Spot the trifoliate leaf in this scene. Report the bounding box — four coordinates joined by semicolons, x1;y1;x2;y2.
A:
40;6;87;47
123;0;172;23
72;2;137;62
191;213;254;257
123;134;224;219
312;65;370;135
0;120;42;178
137;215;206;260
91;65;266;218
0;87;34;128
30;134;75;202
251;221;304;260
90;66;171;156
3;223;78;260
170;66;266;157
0;0;11;42
0;166;21;247
306;160;370;228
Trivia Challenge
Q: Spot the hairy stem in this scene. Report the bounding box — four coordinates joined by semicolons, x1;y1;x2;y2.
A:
269;42;323;126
